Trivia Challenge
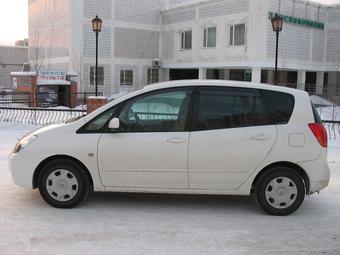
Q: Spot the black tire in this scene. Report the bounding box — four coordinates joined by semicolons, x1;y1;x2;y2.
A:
38;159;90;208
254;167;305;216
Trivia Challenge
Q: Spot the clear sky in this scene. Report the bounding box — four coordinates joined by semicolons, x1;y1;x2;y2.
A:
0;0;340;46
0;0;28;46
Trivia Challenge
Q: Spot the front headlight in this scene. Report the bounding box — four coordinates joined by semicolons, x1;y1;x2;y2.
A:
13;134;38;154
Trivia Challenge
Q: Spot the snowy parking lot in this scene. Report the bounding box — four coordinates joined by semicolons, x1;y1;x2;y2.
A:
1;122;340;255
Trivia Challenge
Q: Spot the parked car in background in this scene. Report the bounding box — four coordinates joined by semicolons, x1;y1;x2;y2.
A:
9;80;330;215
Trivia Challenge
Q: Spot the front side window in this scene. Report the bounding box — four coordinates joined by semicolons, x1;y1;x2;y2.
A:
195;87;270;131
203;27;216;48
90;66;104;85
118;89;192;132
180;30;192;50
229;24;245;46
80;105;121;133
147;68;159;85
120;70;133;86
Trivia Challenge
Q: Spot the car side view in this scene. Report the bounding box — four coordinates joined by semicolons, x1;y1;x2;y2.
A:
9;80;330;215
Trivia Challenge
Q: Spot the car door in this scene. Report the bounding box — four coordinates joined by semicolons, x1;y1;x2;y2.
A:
188;87;277;190
97;88;193;189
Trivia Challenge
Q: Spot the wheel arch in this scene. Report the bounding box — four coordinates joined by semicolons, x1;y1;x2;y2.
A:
251;161;310;195
33;155;94;190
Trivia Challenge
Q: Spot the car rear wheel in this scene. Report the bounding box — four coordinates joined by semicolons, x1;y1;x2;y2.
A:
254;167;305;216
38;159;90;208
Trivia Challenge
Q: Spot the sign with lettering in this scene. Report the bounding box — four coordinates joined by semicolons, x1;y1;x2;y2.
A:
268;12;324;30
38;70;67;82
17;76;32;87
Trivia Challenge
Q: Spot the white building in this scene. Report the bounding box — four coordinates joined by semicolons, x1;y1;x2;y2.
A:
0;46;28;89
28;0;340;97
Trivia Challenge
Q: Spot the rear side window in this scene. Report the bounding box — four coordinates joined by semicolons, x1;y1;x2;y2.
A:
195;87;271;131
260;90;295;124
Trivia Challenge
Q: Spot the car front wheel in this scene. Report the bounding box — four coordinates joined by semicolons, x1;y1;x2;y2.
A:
254;167;306;216
38;159;90;208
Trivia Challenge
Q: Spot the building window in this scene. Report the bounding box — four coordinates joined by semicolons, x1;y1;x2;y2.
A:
180;30;192;50
90;66;104;85
203;26;216;48
147;68;159;84
230;69;251;81
120;70;133;86
229;24;245;46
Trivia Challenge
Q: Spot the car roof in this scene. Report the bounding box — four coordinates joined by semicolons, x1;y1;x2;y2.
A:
142;80;308;96
85;79;308;120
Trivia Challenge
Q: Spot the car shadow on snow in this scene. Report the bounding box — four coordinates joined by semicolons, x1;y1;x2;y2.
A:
84;191;261;214
83;192;332;217
18;189;325;217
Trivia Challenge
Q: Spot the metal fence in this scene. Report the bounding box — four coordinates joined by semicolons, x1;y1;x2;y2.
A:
0;107;86;125
0;91;31;107
323;120;340;140
0;91;103;108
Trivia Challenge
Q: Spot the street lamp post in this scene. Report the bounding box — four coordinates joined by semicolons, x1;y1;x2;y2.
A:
92;15;103;96
271;13;283;85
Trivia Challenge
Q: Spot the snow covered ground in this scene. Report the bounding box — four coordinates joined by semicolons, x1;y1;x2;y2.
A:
0;122;340;255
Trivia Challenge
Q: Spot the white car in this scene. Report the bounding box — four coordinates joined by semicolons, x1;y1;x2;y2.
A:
9;80;330;215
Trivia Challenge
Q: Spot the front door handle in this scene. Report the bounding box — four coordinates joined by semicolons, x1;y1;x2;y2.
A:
166;137;187;144
251;134;272;141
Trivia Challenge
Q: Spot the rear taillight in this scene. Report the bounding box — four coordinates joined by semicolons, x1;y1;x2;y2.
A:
308;123;328;148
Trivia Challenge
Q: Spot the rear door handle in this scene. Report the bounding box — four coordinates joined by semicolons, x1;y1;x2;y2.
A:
251;134;272;141
166;137;187;144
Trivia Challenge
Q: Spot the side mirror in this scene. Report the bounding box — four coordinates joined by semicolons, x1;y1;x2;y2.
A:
108;117;120;129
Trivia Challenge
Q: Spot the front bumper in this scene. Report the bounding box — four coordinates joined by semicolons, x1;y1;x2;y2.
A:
8;152;41;189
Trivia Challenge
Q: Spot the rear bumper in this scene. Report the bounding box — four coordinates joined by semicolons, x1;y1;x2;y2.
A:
298;155;330;194
309;179;330;194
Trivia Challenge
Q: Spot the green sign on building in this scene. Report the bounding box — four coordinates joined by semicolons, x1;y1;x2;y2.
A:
268;12;324;30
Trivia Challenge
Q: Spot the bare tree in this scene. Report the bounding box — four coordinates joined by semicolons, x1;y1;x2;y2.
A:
29;21;46;75
70;45;91;108
71;47;87;94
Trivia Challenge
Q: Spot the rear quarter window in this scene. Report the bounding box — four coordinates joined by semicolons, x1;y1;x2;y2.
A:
260;90;295;124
